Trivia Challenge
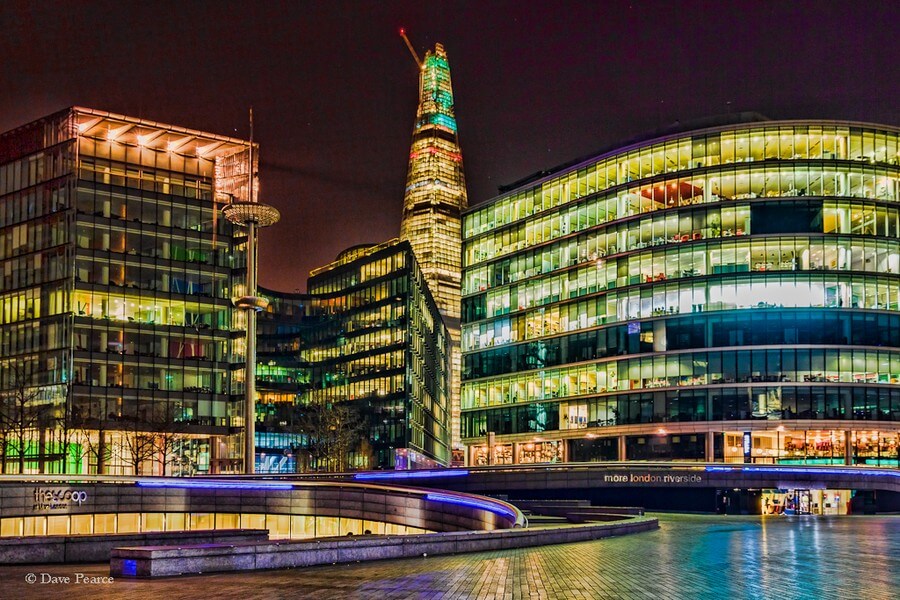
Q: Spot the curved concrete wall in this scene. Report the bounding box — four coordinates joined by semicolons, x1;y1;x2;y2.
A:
0;476;525;535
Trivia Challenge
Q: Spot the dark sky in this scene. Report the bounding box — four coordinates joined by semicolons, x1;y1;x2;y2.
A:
1;1;897;291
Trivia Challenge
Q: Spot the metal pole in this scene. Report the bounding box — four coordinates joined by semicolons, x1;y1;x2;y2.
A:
221;123;278;476
244;220;258;474
246;110;255;475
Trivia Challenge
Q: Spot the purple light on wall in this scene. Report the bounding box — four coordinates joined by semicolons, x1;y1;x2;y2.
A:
705;465;900;478
136;480;294;491
425;492;517;520
354;469;470;480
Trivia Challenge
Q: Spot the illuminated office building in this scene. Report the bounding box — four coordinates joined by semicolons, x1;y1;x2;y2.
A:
256;240;451;470
0;107;252;475
399;43;468;452
254;289;317;473
461;118;900;467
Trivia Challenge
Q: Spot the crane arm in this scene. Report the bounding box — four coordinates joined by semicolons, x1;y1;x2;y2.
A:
399;28;423;69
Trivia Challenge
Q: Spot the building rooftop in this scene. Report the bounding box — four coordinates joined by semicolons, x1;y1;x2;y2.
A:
0;106;253;164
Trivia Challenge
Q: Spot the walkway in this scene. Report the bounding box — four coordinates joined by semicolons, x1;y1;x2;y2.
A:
0;514;897;599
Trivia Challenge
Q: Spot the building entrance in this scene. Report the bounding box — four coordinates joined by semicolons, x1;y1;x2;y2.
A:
761;489;850;515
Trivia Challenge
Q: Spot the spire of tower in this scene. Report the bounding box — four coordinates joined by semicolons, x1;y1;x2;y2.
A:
399;42;468;319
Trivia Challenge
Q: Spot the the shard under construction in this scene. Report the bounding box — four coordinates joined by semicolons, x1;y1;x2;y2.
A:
399;40;468;452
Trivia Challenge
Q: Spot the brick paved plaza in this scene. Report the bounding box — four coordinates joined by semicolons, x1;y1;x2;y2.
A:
0;514;897;599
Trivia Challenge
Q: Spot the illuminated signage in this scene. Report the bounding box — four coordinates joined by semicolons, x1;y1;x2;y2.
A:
31;488;89;511
601;472;703;485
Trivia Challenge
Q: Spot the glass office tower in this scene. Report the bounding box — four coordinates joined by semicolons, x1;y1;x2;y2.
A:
254;289;316;473
256;240;452;470
399;43;468;454
0;107;251;475
461;119;900;466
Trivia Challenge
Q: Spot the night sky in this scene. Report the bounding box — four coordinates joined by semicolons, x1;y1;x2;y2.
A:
1;1;897;291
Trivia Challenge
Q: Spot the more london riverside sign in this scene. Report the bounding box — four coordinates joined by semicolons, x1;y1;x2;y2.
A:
600;469;705;486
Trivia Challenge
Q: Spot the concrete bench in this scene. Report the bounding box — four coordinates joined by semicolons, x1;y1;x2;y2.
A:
0;529;269;564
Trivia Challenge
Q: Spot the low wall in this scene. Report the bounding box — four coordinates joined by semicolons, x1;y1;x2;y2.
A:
512;500;645;517
0;529;269;564
0;477;526;539
110;516;659;578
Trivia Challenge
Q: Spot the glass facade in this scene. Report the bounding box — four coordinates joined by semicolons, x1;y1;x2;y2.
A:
254;290;316;473
0;107;251;475
461;119;900;466
256;240;452;470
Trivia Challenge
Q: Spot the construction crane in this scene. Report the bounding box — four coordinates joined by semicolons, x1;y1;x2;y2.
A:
399;28;423;69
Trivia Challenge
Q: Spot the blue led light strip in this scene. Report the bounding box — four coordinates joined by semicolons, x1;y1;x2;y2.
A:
354;469;469;481
705;465;900;478
425;492;517;519
137;480;294;491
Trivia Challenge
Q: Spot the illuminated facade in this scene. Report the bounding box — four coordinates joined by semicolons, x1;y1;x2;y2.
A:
0;107;252;475
399;43;468;452
256;240;452;470
254;289;316;473
461;119;900;467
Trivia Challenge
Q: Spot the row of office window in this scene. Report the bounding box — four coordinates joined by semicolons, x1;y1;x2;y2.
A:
1;511;428;539
464;196;899;295
462;385;900;439
462;347;900;409
0;317;67;363
77;156;214;201
0;144;71;198
2;245;70;292
465;125;900;238
463;274;899;351
73;326;227;362
0;173;70;228
467;234;900;324
74;186;228;235
308;247;408;295
75;222;233;268
71;290;228;329
0;211;69;262
74;256;229;299
467;164;899;266
464;311;900;380
71;361;227;394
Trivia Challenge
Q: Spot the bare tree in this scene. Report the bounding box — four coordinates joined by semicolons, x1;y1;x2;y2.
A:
296;402;366;472
66;401;112;475
0;367;47;474
118;398;161;476
152;401;191;476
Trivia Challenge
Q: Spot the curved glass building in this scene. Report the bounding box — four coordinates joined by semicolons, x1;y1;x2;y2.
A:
460;118;900;467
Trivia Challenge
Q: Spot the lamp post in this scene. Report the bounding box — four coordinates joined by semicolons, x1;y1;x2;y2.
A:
223;201;280;474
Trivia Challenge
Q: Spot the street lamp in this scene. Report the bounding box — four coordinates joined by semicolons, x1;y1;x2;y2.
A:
223;200;280;474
